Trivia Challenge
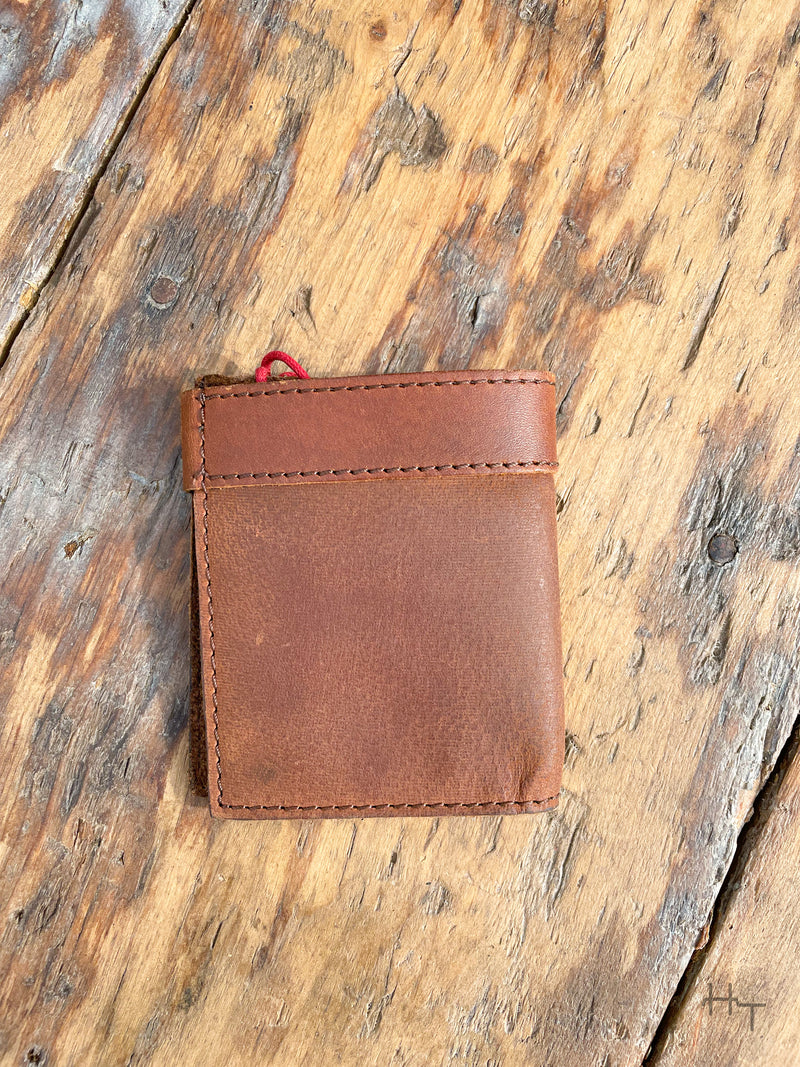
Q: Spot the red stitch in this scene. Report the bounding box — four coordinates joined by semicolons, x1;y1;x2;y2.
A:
255;350;310;382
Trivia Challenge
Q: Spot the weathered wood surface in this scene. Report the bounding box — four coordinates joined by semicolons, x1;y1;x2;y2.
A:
0;0;193;353
651;730;800;1065
0;0;799;1064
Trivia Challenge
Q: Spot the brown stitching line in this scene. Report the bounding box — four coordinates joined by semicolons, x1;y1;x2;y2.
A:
202;376;554;400
217;793;561;812
205;460;559;481
198;376;558;812
199;392;224;805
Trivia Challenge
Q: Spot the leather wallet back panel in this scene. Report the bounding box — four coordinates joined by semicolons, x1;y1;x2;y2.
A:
182;370;564;818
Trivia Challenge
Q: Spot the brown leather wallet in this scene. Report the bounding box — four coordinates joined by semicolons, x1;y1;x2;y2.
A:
180;368;564;819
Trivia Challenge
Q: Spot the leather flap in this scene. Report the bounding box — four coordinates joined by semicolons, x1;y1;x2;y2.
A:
180;369;557;490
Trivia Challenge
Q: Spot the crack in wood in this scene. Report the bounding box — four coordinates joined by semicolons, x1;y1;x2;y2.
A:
642;708;800;1064
0;0;201;372
681;260;730;371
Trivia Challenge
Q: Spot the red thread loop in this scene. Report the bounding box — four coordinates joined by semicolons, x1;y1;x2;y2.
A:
255;350;310;381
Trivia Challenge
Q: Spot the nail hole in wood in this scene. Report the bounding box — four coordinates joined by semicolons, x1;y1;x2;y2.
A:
707;531;738;566
147;275;180;309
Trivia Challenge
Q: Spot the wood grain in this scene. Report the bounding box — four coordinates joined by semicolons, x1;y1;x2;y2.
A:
650;730;800;1065
0;0;194;354
0;0;798;1064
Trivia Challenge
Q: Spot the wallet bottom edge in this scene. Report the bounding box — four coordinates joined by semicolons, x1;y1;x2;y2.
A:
206;794;561;820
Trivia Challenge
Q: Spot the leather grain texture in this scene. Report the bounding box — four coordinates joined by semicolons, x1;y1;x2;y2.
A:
181;368;564;819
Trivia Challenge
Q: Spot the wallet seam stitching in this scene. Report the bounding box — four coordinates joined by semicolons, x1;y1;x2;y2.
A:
201;376;554;400
199;391;224;805
199;378;559;812
213;795;561;812
205;460;559;481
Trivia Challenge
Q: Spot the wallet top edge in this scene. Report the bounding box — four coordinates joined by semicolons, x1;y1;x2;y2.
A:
180;368;557;491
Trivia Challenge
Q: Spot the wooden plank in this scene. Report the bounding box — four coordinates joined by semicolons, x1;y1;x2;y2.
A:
0;0;798;1063
0;0;194;353
649;730;800;1066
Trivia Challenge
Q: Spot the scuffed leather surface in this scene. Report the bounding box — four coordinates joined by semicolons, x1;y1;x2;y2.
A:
181;369;564;819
